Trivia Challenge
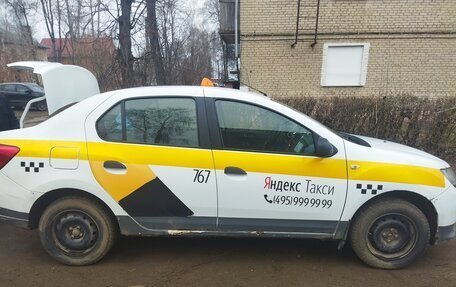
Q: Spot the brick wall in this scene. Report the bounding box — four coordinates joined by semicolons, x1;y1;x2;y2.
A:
239;0;456;98
241;0;456;35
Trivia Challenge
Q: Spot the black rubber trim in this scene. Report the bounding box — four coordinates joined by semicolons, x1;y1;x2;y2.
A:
117;215;344;236
218;218;339;233
334;221;350;240
204;97;223;149
435;224;456;243
0;207;29;229
135;216;216;230
224;166;247;175
121;100;127;141
195;97;211;149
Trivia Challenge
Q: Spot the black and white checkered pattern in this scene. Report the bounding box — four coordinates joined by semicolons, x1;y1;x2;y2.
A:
356;183;383;195
20;161;44;173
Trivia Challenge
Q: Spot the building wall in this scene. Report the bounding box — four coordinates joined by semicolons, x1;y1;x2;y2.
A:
35;48;48;61
239;0;456;98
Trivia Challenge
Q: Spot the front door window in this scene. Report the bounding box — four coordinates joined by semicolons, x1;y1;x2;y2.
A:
215;100;315;155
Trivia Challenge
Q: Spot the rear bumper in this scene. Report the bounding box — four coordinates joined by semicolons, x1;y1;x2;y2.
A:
0;207;29;229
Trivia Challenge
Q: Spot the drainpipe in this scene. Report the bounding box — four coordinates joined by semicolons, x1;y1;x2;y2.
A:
235;0;240;83
310;0;321;48
291;0;301;48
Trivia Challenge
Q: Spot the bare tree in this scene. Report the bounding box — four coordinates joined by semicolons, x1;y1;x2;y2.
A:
181;28;213;85
0;10;38;82
2;0;38;59
39;0;65;62
7;0;219;87
133;0;215;85
146;0;165;85
117;0;135;87
205;0;226;81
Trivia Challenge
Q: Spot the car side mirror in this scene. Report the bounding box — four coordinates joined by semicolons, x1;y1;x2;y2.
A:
315;137;336;158
26;90;32;94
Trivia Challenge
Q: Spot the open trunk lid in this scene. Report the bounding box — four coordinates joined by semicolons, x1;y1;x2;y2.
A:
7;61;100;115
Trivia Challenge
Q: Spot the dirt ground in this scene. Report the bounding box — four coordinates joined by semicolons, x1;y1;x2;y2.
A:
1;221;456;287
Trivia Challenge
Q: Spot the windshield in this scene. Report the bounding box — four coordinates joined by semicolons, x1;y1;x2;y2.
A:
338;132;371;147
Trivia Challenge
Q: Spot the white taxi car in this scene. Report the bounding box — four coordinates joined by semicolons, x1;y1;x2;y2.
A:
0;63;455;269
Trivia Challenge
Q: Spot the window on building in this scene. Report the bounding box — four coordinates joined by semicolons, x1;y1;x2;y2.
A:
97;97;199;148
215;100;315;155
321;43;370;87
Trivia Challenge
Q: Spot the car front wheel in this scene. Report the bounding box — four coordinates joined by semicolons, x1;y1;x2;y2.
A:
39;196;118;266
349;198;430;269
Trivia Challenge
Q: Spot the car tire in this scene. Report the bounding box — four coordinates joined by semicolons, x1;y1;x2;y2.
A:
39;196;118;266
349;198;430;269
35;101;47;112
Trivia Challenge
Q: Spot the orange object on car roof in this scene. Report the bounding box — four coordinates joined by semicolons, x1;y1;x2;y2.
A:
200;78;214;87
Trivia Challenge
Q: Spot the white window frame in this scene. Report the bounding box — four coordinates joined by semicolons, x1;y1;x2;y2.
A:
321;43;370;87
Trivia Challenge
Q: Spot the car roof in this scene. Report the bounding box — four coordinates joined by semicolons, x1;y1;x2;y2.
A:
110;85;205;97
109;85;268;102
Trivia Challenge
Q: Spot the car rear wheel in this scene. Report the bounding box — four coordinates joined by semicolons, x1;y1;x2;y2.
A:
349;198;430;269
39;197;118;266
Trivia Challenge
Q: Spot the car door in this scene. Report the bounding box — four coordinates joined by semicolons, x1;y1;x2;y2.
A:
2;84;19;106
206;96;348;235
16;84;33;104
86;94;218;231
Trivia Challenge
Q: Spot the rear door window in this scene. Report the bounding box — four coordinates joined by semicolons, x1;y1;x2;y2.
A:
97;97;199;148
96;104;123;141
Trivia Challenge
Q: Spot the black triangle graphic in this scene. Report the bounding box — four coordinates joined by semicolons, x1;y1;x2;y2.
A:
119;177;194;217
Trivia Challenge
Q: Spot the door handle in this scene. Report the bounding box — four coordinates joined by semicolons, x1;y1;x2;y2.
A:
103;160;126;170
224;166;247;175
